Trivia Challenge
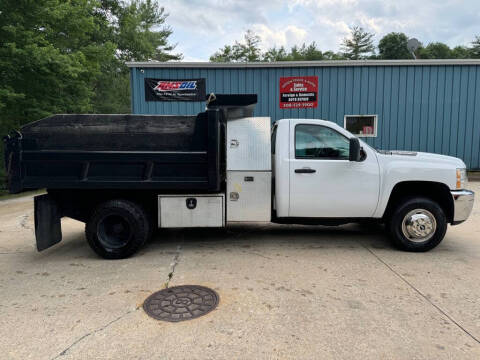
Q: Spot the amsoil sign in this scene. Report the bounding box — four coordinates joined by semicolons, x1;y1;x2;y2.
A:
279;76;318;109
145;78;206;101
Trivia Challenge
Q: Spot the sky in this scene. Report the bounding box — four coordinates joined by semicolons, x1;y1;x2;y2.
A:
163;0;480;61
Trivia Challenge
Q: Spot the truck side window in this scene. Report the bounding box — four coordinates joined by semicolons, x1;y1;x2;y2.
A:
295;124;349;160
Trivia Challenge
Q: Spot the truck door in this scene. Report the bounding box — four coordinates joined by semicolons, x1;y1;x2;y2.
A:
288;121;380;218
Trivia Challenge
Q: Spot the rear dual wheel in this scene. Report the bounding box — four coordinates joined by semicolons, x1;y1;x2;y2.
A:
86;199;151;259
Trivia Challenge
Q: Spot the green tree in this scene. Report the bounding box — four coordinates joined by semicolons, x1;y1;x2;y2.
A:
451;46;471;59
91;0;181;113
322;51;346;60
416;42;452;59
378;32;413;59
263;42;325;61
298;43;324;60
291;42;325;61
211;31;343;63
0;0;181;124
0;0;99;128
114;0;181;62
210;30;262;62
341;26;375;60
263;46;289;61
471;36;480;58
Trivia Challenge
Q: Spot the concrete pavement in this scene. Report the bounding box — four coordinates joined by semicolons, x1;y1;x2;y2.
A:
0;183;479;359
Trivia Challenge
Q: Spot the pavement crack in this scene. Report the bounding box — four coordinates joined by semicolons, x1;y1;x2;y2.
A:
52;309;137;359
165;242;183;288
361;243;480;345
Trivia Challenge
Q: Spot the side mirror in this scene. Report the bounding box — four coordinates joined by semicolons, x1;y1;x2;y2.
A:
349;138;361;161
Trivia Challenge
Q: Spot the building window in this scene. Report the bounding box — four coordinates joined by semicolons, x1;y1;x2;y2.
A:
344;115;377;137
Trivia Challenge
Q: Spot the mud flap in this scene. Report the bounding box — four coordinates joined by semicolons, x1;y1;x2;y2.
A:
34;194;62;251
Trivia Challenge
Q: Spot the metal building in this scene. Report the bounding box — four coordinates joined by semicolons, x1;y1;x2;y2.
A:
127;60;480;169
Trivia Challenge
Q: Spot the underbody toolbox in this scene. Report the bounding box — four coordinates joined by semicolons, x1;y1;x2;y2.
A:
158;194;225;227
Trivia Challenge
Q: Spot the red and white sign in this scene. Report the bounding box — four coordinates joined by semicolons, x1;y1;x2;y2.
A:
279;76;318;109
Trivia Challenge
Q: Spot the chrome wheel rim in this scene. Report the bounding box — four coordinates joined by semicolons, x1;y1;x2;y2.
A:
401;209;437;242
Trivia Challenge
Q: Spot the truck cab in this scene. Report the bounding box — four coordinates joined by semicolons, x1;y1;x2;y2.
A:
271;118;474;252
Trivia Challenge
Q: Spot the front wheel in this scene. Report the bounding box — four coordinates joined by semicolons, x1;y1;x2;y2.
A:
86;199;151;259
388;197;447;252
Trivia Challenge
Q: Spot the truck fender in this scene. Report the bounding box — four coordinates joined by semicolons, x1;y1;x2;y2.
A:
380;181;454;223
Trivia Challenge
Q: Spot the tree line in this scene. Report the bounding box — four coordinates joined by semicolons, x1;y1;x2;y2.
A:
210;27;480;62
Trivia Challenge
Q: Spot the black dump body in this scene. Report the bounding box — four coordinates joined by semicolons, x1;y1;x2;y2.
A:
3;110;222;194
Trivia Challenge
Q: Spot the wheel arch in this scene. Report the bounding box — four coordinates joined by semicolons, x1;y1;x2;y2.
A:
382;181;454;223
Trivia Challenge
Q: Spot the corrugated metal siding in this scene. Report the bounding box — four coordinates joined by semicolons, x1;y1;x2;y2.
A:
130;65;480;169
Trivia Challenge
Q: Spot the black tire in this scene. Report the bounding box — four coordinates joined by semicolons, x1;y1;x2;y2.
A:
85;199;151;259
388;196;447;252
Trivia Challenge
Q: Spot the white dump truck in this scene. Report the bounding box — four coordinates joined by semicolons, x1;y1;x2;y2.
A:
3;95;474;258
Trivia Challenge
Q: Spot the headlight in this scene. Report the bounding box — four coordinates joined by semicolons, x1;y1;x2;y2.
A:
456;168;468;189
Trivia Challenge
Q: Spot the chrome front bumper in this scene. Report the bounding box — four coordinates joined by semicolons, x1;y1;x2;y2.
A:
451;190;475;225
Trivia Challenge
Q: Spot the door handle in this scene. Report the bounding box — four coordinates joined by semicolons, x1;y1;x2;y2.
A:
295;168;316;173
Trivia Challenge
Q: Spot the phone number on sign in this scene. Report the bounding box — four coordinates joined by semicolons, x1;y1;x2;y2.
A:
281;102;316;108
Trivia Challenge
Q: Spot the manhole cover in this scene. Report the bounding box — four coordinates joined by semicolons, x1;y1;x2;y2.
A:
143;285;219;322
